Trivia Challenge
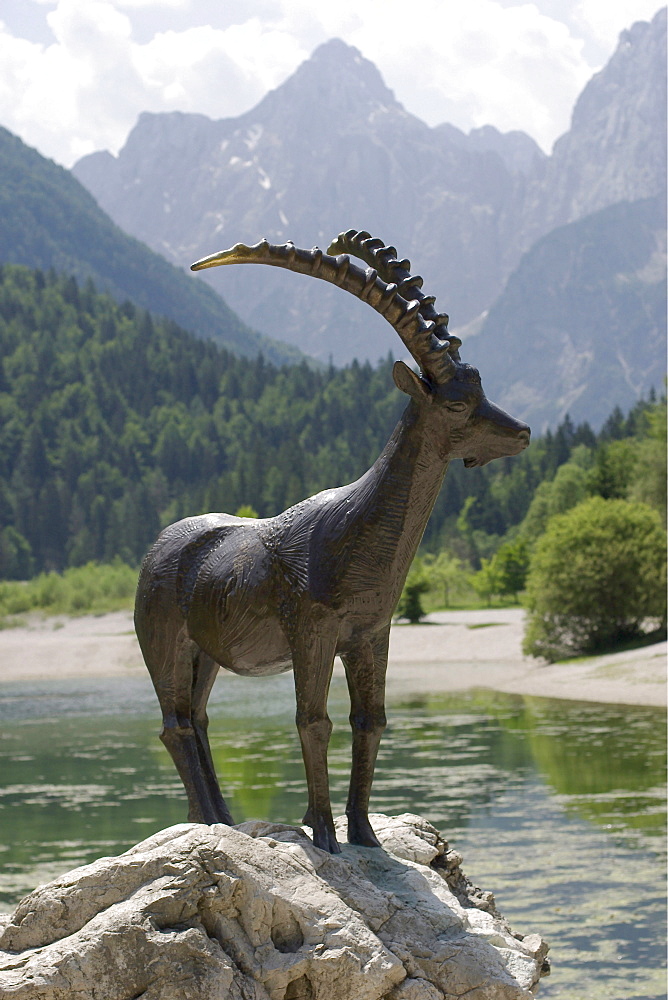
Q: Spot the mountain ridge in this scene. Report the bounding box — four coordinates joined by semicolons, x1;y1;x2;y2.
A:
73;15;665;331
73;38;525;360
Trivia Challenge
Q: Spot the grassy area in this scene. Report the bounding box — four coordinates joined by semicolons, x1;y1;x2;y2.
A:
0;561;138;621
0;560;519;623
421;591;522;614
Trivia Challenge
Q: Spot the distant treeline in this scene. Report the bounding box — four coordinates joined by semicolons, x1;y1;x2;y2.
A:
0;264;662;578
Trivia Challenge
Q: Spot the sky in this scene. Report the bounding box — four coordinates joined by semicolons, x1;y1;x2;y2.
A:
0;0;663;168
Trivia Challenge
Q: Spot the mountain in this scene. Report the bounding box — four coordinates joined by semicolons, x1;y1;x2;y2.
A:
73;39;529;363
515;7;667;254
468;195;666;432
71;12;666;425
472;6;667;431
438;123;545;176
0;127;301;365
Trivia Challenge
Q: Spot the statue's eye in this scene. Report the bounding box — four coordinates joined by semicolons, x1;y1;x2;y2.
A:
446;401;467;413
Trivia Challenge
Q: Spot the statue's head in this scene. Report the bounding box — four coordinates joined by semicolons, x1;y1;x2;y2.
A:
392;357;529;466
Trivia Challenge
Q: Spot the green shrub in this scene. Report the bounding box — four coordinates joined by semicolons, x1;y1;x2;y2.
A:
397;559;431;623
470;537;529;605
234;505;259;518
523;497;666;661
422;549;470;608
0;559;138;619
470;558;501;606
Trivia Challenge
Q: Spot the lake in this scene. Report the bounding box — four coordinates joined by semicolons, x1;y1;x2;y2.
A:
0;671;665;1000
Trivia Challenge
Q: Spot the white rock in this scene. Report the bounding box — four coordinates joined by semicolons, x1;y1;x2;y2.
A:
0;814;548;999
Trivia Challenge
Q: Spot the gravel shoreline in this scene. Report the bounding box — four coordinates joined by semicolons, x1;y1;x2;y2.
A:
0;608;664;708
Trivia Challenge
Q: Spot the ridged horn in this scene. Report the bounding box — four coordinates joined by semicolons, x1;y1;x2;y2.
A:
327;229;461;364
191;239;457;386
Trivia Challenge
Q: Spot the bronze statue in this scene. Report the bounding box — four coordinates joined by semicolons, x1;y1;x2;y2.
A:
134;230;530;853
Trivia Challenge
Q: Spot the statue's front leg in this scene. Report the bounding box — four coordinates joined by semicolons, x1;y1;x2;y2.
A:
341;631;389;847
292;622;340;854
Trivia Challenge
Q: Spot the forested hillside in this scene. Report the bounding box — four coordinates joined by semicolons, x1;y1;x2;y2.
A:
0;264;660;579
0;127;300;366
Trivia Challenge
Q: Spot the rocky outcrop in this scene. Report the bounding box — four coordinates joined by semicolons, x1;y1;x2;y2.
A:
0;813;548;999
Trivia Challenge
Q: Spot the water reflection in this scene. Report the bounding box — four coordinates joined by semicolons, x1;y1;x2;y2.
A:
398;690;667;842
0;675;665;1000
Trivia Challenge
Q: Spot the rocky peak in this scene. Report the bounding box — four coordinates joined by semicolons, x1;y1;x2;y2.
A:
467;125;545;176
518;7;667;245
296;37;395;96
435;122;545;175
249;38;406;135
571;9;666;135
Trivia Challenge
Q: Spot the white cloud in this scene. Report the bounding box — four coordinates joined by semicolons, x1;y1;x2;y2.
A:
115;0;185;7
573;0;663;50
134;20;306;111
340;0;593;147
0;0;661;167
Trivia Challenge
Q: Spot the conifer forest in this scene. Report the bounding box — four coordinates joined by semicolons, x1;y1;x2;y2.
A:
0;263;663;590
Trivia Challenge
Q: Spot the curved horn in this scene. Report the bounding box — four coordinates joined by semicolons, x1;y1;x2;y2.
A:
327;229;461;359
191;240;456;385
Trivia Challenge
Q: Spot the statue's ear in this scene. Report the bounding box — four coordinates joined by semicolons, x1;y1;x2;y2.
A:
393;361;431;400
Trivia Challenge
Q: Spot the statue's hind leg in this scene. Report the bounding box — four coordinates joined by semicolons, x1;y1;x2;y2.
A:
190;647;234;825
137;614;230;825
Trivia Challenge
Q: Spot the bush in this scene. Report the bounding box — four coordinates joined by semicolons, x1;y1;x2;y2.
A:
494;537;529;599
422;549;470;608
470;558;501;606
396;559;431;623
520;461;588;541
0;559;138;619
235;505;259;518
470;537;529;605
523;497;666;660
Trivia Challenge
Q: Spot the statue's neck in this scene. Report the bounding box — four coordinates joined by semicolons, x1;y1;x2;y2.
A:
349;399;450;578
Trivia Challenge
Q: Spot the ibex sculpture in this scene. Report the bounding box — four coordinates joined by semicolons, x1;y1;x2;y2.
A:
134;230;530;853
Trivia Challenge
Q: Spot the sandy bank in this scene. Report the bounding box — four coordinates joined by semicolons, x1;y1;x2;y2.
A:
386;609;666;707
0;608;664;708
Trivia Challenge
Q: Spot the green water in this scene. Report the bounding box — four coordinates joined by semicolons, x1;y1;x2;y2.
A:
0;673;665;1000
